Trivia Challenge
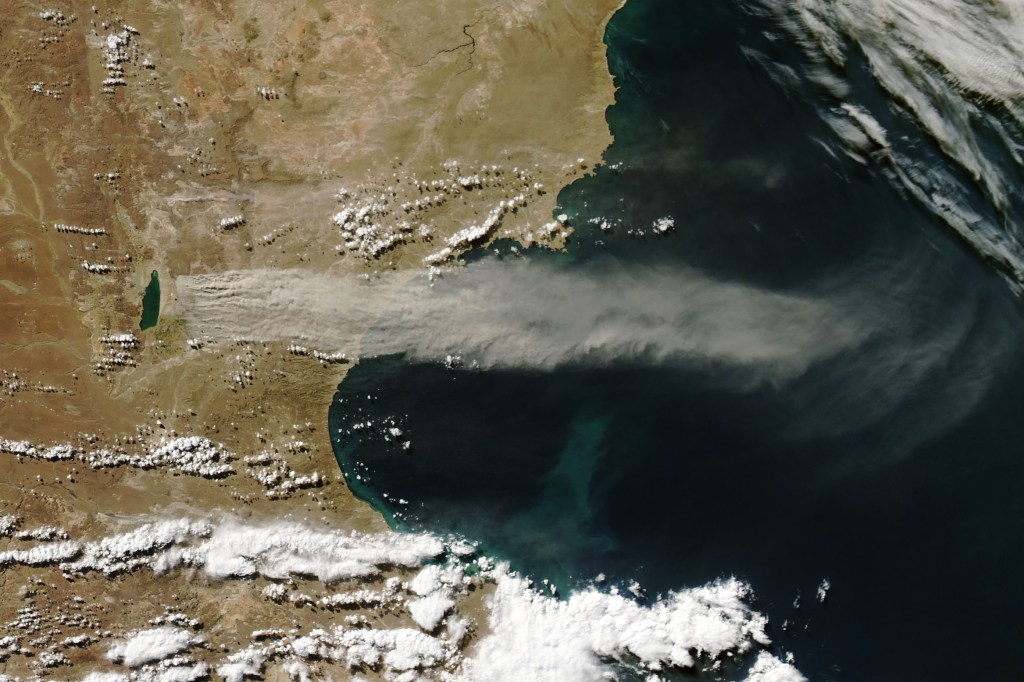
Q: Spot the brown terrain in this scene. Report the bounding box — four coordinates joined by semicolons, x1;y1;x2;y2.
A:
0;0;622;679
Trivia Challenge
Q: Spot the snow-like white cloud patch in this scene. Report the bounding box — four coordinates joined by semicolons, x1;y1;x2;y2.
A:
463;568;771;681
410;564;443;596
281;658;312;682
408;592;456;632
743;652;808;682
15;515;804;682
333;627;448;673
189;519;445;582
0;540;80;567
216;626;451;681
217;645;267;682
137;662;209;682
52;516;444;584
0;514;19;536
106;627;200;668
81;662;208;682
64;519;211;575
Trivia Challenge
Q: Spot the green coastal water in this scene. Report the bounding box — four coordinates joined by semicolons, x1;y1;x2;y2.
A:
140;270;160;330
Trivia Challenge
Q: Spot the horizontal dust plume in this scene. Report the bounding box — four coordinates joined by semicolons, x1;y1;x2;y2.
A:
176;253;1012;470
176;259;864;382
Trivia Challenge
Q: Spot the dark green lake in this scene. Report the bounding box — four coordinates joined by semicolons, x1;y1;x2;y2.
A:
140;270;160;330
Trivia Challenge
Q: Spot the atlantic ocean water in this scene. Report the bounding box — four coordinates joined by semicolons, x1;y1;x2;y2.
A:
330;1;1024;679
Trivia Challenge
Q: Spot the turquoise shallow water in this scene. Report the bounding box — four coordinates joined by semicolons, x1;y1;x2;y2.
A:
330;1;1024;680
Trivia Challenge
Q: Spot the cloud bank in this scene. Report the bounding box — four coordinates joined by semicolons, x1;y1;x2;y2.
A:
47;514;802;682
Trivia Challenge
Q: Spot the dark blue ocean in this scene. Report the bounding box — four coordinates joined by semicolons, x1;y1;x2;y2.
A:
330;1;1024;679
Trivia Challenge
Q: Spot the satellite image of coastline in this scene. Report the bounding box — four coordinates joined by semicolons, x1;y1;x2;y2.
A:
2;0;1024;680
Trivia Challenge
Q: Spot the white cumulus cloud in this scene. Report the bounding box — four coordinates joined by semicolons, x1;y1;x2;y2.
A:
106;627;200;668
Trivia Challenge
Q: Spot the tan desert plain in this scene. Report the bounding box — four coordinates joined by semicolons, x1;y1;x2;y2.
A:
0;1;807;681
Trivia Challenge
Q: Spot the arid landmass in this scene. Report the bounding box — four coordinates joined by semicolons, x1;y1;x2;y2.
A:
0;0;614;677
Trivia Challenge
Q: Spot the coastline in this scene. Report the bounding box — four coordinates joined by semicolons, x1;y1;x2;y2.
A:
0;0;635;678
318;0;632;591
